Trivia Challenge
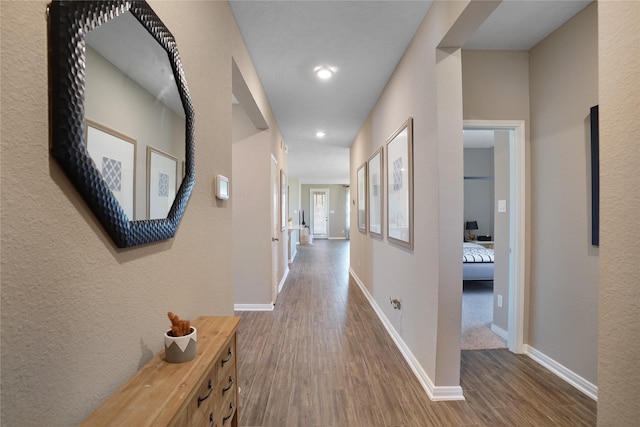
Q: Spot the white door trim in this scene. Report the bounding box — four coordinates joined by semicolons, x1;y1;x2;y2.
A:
464;120;526;354
271;154;279;305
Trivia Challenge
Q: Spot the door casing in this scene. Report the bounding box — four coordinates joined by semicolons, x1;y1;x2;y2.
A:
464;120;526;353
310;187;330;239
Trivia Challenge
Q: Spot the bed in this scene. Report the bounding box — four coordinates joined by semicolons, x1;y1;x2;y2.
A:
463;242;494;281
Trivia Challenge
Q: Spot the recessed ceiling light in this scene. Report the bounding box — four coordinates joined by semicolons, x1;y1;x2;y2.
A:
316;131;326;138
314;65;334;80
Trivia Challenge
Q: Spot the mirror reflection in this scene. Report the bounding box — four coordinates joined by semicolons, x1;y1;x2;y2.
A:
85;11;185;220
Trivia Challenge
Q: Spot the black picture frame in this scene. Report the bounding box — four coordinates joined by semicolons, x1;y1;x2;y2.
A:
590;105;599;246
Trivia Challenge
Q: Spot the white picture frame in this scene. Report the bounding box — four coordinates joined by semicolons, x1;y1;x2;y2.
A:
386;117;414;249
357;162;367;233
147;146;178;220
368;147;383;237
85;120;137;220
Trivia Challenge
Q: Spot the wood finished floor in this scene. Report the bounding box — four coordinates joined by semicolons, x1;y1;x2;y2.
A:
235;240;596;426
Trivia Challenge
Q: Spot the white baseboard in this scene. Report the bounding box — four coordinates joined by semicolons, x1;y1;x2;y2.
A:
349;268;465;401
278;267;289;294
235;267;288;312
328;237;347;240
491;323;508;340
234;304;274;312
525;345;598;401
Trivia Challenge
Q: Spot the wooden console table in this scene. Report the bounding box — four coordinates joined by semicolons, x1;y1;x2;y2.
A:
82;316;240;427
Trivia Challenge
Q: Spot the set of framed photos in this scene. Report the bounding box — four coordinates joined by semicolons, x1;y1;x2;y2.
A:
357;117;414;249
85;119;180;221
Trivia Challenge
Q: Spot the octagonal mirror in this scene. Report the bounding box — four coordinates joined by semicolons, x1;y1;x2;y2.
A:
48;0;195;248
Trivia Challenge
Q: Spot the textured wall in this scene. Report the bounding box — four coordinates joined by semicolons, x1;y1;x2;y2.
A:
301;184;348;239
598;0;640;424
349;2;471;390
528;3;599;385
0;1;240;424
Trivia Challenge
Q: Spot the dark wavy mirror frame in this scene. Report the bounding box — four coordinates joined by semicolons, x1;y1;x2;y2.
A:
48;0;195;248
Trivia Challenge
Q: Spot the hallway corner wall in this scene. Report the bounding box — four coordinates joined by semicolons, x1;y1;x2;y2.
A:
1;1;239;424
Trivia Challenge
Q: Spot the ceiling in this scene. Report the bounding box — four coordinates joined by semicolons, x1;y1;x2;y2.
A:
229;0;592;184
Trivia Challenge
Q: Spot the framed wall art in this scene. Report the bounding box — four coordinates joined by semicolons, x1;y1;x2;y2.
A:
147;146;178;220
368;147;383;237
357;162;367;233
85;120;137;220
590;105;599;246
386;117;414;249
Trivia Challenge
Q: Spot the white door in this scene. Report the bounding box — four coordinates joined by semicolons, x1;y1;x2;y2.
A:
271;156;279;304
310;188;329;239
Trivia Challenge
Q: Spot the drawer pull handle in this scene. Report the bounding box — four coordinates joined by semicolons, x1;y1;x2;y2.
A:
209;413;215;427
222;376;234;394
197;379;213;407
223;402;235;423
221;348;233;366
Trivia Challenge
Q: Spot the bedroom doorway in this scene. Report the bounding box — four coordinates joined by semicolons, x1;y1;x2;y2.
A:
463;120;526;354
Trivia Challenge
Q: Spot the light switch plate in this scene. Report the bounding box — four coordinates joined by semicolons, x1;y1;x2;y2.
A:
498;199;507;213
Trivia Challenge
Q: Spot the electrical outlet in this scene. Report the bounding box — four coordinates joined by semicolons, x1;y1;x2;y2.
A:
497;294;503;308
390;298;402;310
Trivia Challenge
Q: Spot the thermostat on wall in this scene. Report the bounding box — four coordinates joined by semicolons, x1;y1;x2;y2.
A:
215;175;229;200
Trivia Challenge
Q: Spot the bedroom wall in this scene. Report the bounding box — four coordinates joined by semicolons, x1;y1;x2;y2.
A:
598;1;640;423
463;147;494;239
0;1;272;424
528;3;598;386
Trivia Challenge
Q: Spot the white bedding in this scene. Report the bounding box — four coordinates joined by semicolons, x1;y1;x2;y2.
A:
463;242;494;263
463;242;494;281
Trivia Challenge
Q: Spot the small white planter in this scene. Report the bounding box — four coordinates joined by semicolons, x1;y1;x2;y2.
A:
164;327;197;363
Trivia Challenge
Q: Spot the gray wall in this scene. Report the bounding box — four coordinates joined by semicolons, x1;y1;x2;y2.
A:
598;1;640;423
288;176;301;226
464;147;494;239
1;1;244;424
231;73;289;306
301;184;349;239
1;0;291;423
528;4;598;385
350;1;487;391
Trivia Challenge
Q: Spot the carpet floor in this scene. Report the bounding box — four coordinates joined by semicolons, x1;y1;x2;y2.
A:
461;281;507;350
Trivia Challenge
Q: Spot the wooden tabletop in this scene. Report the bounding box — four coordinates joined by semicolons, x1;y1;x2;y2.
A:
81;316;241;427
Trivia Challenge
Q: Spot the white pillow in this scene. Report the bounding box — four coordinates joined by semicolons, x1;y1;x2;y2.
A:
463;242;484;248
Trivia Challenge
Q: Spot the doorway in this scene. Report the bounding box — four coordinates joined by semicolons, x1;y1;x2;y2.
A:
463;120;526;354
310;188;330;239
271;155;279;304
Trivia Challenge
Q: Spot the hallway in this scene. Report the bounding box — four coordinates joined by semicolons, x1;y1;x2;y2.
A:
235;240;596;426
